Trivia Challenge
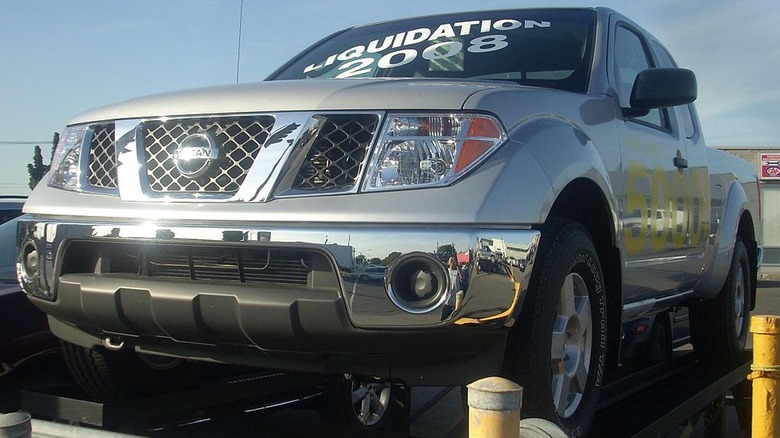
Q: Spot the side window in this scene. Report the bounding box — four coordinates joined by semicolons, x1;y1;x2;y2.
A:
614;26;665;128
679;104;697;140
651;41;677;68
653;41;698;140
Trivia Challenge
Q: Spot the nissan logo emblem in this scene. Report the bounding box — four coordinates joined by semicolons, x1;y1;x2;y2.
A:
173;132;220;178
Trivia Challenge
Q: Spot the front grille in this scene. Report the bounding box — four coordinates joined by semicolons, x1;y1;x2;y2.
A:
83;113;380;198
62;242;327;286
292;114;378;191
88;124;117;188
143;116;274;194
144;246;312;285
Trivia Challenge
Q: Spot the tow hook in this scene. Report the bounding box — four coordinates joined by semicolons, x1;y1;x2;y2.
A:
102;337;125;351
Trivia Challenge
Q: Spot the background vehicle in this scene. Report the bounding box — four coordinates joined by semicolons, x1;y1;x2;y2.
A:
17;8;760;435
0;196;25;226
355;266;387;281
1;198;57;376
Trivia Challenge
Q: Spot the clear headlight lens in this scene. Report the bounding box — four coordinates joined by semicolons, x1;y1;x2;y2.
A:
48;125;88;191
364;113;505;191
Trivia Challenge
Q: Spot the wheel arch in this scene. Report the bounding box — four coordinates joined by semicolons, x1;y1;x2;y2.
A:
547;178;622;373
695;180;758;302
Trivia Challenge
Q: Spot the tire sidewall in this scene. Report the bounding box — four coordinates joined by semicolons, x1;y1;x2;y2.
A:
724;240;751;354
511;221;607;438
728;240;752;352
690;238;752;363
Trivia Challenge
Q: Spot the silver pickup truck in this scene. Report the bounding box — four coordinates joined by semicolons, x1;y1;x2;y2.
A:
18;7;761;435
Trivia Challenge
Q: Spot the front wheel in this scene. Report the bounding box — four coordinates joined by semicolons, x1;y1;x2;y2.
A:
507;219;607;437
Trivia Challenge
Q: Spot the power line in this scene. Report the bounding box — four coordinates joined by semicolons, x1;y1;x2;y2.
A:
0;141;52;145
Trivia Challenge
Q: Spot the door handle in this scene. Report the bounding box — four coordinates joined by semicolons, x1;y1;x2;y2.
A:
674;151;688;169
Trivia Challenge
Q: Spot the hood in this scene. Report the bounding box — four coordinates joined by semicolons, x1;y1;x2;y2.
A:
69;78;513;125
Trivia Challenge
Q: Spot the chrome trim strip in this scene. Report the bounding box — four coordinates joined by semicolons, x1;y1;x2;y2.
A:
115;119;144;200
625;254;689;268
234;113;305;202
622;289;695;320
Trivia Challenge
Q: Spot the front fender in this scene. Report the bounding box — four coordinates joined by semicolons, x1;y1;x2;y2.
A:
509;115;618;226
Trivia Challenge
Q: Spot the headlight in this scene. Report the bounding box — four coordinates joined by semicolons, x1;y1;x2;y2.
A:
363;113;506;191
48;125;88;191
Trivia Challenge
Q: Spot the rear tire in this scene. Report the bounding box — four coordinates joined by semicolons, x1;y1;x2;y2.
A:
690;238;751;364
61;341;203;401
642;313;672;364
506;219;607;437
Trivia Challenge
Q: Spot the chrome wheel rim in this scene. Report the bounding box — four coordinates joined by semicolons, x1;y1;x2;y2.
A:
351;380;391;427
551;272;592;419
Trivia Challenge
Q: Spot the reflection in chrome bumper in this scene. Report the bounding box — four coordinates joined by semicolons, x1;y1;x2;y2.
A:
18;218;540;332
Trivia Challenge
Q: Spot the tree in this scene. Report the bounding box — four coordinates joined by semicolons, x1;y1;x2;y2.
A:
27;145;48;190
437;244;456;260
27;132;58;190
381;251;402;266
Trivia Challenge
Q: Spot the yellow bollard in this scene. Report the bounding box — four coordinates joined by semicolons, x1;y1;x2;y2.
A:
467;377;523;438
749;315;780;438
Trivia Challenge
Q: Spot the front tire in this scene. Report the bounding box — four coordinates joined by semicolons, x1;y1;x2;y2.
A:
61;341;203;401
690;238;751;364
507;219;607;437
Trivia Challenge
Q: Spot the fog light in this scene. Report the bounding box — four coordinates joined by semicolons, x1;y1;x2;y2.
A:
387;253;448;314
18;241;53;300
19;242;39;281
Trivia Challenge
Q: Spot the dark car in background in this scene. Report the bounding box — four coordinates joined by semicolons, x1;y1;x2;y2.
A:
0;196;25;226
0;197;57;376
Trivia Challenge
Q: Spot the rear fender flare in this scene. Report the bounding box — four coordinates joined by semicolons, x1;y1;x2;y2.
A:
694;180;748;300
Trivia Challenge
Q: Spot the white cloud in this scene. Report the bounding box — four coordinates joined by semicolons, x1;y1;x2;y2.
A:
650;1;780;145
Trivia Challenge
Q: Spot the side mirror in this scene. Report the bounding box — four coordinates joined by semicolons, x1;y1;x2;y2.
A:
625;68;697;116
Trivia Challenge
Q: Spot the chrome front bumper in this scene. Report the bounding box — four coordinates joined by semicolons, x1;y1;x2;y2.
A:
18;218;540;364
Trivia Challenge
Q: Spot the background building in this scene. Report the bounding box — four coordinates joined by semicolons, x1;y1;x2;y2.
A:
720;147;780;277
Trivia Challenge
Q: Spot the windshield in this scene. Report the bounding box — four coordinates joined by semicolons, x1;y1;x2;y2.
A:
270;9;596;93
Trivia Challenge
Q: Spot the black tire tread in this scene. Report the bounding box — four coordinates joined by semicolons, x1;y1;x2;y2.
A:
507;218;606;437
61;341;206;401
690;238;751;364
61;341;124;401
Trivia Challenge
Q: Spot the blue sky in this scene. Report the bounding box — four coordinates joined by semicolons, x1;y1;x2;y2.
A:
1;0;778;195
